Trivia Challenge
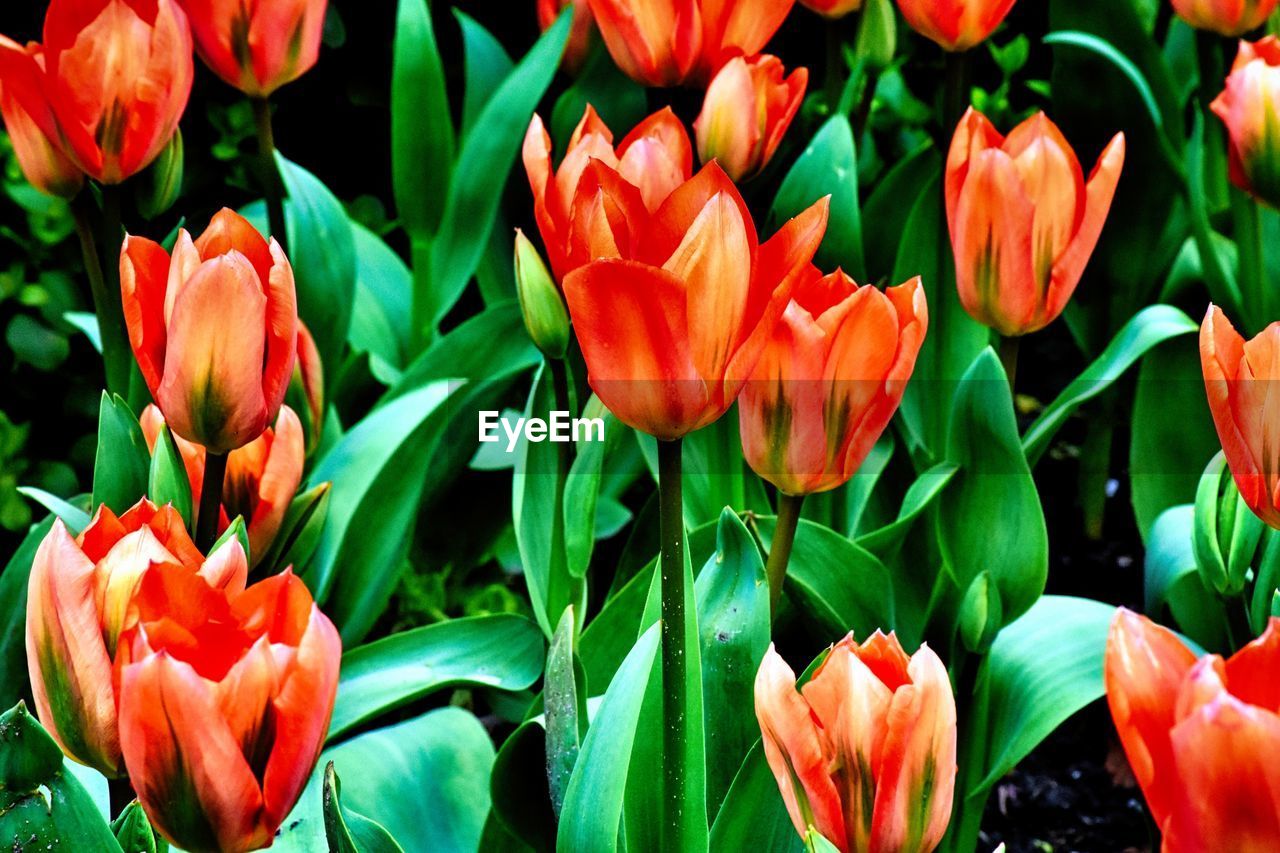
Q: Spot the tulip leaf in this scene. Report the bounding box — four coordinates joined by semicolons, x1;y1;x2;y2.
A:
805;830;842;853
351;223;412;369
489;720;557;850
0;702;122;852
1043;31;1165;138
1145;505;1230;651
939;348;1048;627
557;625;661;853
278;707;494;853
91;392;150;515
147;424;192;528
329;613;545;740
322;763;404;853
861;142;939;279
1022;304;1198;465
457;11;514;137
392;0;452;240
110;800;167;853
15;488;91;534
563;405;625;580
0;517;55;710
256;482;331;576
579;561;656;691
708;741;803;853
545;606;585;816
854;462;958;561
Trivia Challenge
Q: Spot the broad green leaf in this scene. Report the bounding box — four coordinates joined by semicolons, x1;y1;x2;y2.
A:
147;424;192;528
579;563;655;691
330;614;545;740
855;463;957;562
545;606;582;815
709;741;803;853
92;392;149;514
861;142;938;279
278;708;494;853
16;488;90;533
323;763;404;853
1022;305;1198;465
457;11;514;137
351;223;412;369
564;405;623;579
490;720;556;851
1145;504;1228;651
392;0;452;239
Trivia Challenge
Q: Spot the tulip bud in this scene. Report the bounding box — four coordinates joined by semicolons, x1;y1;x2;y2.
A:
895;0;1018;51
1173;0;1279;37
183;0;329;97
0;39;83;198
515;229;571;359
540;0;596;74
801;0;864;19
959;571;1003;653
121;208;298;454
855;0;898;71
1193;451;1266;595
288;321;326;453
1211;38;1280;209
946;109;1125;336
694;55;808;182
136;130;184;220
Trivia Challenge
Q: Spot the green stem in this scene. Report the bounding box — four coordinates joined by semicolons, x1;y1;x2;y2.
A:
766;492;804;617
942;50;971;135
825;20;845;110
1197;31;1229;214
196;451;228;552
657;437;687;853
1233;191;1266;326
998;334;1020;391
252;97;288;252
71;193;129;396
410;238;434;354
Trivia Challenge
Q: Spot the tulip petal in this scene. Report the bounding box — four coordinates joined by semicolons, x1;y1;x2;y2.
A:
588;0;701;86
261;238;299;425
121;235;173;395
242;406;305;565
1046;133;1125;322
200;536;250;594
522;114;569;279
195;208;275;284
618;107;694;210
1225;617;1280;712
945;108;1005;229
694;57;762;182
651;161;757;267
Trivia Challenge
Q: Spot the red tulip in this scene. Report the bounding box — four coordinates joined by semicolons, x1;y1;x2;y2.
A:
179;0;328;97
800;0;863;17
946;108;1125;336
694;54;807;182
25;498;245;777
1106;609;1280;849
524;105;693;283
894;0;1017;51
0;0;193;185
1172;0;1279;37
1200;305;1280;528
755;633;957;853
117;564;340;852
539;0;596;74
0;39;83;197
121;207;298;453
740;270;927;496
1211;38;1280;209
140;403;305;564
697;0;798;79
563;163;828;440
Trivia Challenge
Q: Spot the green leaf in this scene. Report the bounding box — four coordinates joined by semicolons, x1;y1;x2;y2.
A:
457;11;514;137
939;349;1047;626
545;606;582;816
564;406;623;580
92;392;149;515
1145;504;1228;650
489;720;556;850
805;829;842;853
16;488;91;533
322;762;404;853
769;115;864;280
110;800;167;853
392;0;453;239
330;614;545;740
278;708;493;853
1;519;54;709
709;741;803;853
648;412;769;528
854;463;957;562
1043;32;1165;139
861;143;938;279
147;424;192;528
1022;305;1198;465
351;223;412;369
256;482;331;576
1185;109;1240;315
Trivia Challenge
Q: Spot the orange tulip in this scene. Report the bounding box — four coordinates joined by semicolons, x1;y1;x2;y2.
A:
755;633;957;853
524;105;693;282
25;498;246;777
140;403;305;564
1211;38;1280;209
117;564;340;853
945;108;1125;336
1172;0;1279;36
0;0;193;185
179;0;328;97
121;207;298;453
1200;305;1280;528
894;0;1017;51
800;0;864;17
1106;608;1280;849
539;0;596;74
697;0;798;80
563;163;828;440
0;39;83;197
694;54;807;182
740;270;927;496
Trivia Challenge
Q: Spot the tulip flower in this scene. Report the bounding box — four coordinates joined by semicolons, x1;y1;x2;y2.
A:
121;207;298;454
540;0;596;74
0;0;193;185
1211;38;1280;209
289;320;325;452
1106;608;1280;848
801;0;863;18
524;105;693;283
740;270;927;496
116;563;340;853
0;39;82;197
1200;305;1280;528
179;0;328;97
697;0;798;79
563;163;829;440
945;109;1125;336
894;0;1017;51
694;55;807;182
755;633;957;853
1172;0;1279;37
140;403;305;564
25;499;246;777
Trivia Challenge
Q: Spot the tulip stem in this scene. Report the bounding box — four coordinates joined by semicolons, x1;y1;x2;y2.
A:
942;50;971;134
657;437;687;853
71;193;129;396
197;451;228;552
766;492;804;617
998;334;1019;391
1232;190;1266;326
252;97;289;252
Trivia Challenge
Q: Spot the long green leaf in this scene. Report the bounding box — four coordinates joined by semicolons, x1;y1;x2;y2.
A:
392;0;453;239
0;518;55;709
709;741;803;853
91;392;149;514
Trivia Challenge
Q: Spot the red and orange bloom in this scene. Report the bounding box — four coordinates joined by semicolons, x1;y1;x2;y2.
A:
140;403;305;564
0;39;83;197
696;0;798;80
179;0;328;97
895;0;1017;51
25;499;246;777
1172;0;1279;37
524;105;693;282
1211;38;1280;209
740;270;927;496
800;0;863;18
539;0;596;74
564;163;828;440
945;108;1125;336
1200;306;1280;528
0;0;193;185
121;207;298;454
116;564;340;852
694;54;807;182
755;633;957;853
1106;609;1280;848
